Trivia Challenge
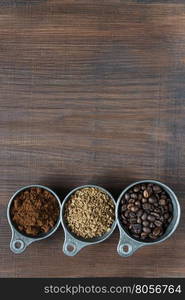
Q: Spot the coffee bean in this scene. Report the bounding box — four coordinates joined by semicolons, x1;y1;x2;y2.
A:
131;206;139;213
141;232;148;239
153;185;162;193
137;209;143;217
151;212;160;218
128;199;135;204
143;190;149;198
147;215;155;222
133;185;140;193
141;212;147;221
135;201;141;207
130;218;137;224
138;193;142;200
131;193;138;199
143;203;151;210
121;204;127;212
148;197;156;204
154;220;162;227
143;227;151;233
164;213;170;219
142;221;149;227
153;227;163;236
129;212;136;218
127;203;133;210
132;223;142;234
149;222;155;229
142;198;147;203
141;184;147;190
124;210;129;218
159;199;166;206
137;217;142;224
124;193;130;201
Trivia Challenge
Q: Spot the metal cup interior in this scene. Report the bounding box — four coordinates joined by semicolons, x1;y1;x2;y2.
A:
7;184;61;254
61;184;117;256
116;180;181;257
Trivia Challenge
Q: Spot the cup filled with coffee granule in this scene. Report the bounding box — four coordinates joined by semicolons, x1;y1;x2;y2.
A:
7;185;61;254
61;185;116;256
116;180;180;257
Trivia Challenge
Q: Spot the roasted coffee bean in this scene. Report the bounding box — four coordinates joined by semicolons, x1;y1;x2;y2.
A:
131;223;142;234
131;206;139;213
133;185;140;193
143;203;151;210
137;209;143;217
130;193;138;199
148;197;156;204
119;182;173;242
141;184;147;190
138;193;142;200
153;185;162;193
153;227;163;236
142;198;147;203
121;204;127;212
142;221;149;227
143;190;149;198
159;199;166;206
151;212;160;218
164;213;170;219
130;218;137;224
154;220;162;227
135;200;141;207
141;212;147;221
124;193;130;201
141;232;148;239
149;222;155;229
143;227;151;233
127;203;133;210
137;217;142;224
129;212;136;218
147;215;155;222
124;210;129;218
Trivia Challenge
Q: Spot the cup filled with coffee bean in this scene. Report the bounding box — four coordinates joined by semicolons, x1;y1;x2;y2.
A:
61;185;116;256
7;185;61;253
116;180;180;257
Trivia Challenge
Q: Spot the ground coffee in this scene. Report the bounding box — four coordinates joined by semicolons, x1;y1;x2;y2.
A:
11;187;60;236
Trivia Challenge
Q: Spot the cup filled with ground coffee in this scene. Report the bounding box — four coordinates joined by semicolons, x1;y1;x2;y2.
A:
61;185;116;256
116;180;181;257
7;185;61;254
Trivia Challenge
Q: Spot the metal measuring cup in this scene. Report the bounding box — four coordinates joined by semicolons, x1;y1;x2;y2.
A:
61;184;117;256
7;184;61;254
116;180;181;257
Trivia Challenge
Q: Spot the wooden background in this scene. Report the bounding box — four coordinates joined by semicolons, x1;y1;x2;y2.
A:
0;0;185;278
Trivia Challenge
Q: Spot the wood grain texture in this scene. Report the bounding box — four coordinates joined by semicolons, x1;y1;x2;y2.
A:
0;0;185;278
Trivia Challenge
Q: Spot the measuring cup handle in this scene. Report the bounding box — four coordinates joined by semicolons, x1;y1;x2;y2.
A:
63;232;88;256
10;230;33;254
117;229;143;257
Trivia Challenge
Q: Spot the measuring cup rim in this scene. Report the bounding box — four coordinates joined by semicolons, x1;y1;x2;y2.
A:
116;179;181;245
61;184;117;244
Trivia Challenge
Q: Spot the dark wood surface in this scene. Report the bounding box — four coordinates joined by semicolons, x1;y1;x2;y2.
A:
0;0;185;278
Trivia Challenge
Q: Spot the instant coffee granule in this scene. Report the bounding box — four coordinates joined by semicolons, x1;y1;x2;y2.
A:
64;187;115;239
120;183;173;241
11;187;60;236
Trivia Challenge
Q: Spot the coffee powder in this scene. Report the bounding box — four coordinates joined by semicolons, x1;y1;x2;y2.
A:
11;187;60;236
